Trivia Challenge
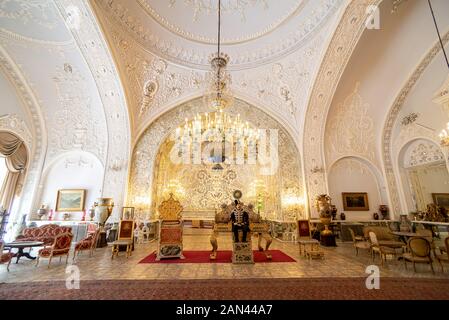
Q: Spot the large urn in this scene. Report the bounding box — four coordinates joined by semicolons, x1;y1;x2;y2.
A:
94;198;114;232
316;194;333;236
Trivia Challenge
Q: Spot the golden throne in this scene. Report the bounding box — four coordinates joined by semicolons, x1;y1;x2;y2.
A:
156;193;184;261
209;201;272;261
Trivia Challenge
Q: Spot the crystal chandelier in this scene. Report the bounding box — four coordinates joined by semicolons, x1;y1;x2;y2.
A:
175;0;260;169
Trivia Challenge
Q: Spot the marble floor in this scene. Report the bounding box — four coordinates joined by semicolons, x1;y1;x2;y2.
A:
1;228;448;284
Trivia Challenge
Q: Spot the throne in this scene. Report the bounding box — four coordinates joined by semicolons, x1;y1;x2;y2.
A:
156;193;184;261
209;200;272;261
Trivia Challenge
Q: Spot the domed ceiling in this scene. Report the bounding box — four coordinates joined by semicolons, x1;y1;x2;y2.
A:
97;0;341;70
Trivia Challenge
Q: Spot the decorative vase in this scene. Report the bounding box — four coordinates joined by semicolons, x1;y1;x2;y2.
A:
36;205;47;220
373;212;379;220
340;212;346;220
379;205;389;220
89;206;96;221
320;217;332;236
331;205;337;220
94;198;114;232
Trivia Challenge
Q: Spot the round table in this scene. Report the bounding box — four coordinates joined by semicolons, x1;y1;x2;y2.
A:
4;241;44;263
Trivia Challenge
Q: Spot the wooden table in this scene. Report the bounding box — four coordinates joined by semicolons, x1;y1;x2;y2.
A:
4;241;44;263
391;231;419;243
298;239;320;256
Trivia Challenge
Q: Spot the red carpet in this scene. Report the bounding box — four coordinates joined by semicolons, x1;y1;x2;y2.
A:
1;278;449;300
139;250;295;264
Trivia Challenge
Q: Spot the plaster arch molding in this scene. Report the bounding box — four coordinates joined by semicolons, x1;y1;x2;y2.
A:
128;97;304;220
382;31;449;215
302;0;381;215
0;47;46;222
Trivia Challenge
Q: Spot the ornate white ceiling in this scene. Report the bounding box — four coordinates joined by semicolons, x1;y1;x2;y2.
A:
98;0;342;70
0;0;72;43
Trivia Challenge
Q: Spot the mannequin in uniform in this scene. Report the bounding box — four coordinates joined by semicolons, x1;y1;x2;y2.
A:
230;200;250;242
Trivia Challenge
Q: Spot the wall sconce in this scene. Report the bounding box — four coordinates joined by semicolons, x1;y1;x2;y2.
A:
311;166;324;174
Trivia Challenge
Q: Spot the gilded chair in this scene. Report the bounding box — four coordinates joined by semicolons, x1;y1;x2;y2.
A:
369;231;401;266
36;232;73;268
434;237;449;272
73;227;100;262
403;237;435;273
349;228;370;256
156;193;184;261
0;241;13;272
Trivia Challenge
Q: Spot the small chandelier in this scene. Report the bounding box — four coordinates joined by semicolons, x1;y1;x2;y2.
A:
440;123;449;147
203;0;233;112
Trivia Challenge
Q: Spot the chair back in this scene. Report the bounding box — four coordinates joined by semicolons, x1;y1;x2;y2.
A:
117;220;135;241
54;232;73;250
445;237;449;258
416;229;433;243
408;237;431;258
368;231;379;246
158;193;183;221
0;241;4;252
349;228;356;243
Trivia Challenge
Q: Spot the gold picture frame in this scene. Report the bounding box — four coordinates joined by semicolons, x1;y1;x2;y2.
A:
432;193;449;210
56;189;86;212
342;192;369;211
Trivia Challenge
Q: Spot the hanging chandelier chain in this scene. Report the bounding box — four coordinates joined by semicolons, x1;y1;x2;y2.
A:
216;0;222;98
428;0;449;70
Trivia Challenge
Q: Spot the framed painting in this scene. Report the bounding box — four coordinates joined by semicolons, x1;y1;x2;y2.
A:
432;193;449;209
117;220;135;241
342;193;369;211
56;189;86;212
298;220;311;237
122;207;135;220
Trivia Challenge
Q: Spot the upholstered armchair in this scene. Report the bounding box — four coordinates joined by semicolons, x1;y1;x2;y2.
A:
1;241;13;272
73;228;100;262
369;231;402;266
434;236;449;272
349;228;370;256
403;237;435;273
36;232;73;268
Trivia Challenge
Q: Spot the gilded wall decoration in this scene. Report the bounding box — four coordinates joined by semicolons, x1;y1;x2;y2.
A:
129;98;303;221
325;83;377;167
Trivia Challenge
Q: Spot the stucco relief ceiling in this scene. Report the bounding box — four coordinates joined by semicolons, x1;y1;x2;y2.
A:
0;0;72;43
92;0;345;141
95;0;342;70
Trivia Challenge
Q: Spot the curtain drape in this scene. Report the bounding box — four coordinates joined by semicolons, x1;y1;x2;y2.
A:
0;132;28;212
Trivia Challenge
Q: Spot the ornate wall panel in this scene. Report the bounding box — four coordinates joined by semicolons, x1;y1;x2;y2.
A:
54;0;131;220
302;0;380;216
129;98;303;221
325;83;377;168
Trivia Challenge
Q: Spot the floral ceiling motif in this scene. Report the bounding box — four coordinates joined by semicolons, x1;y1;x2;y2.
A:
325;83;377;167
95;0;342;70
403;140;445;168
